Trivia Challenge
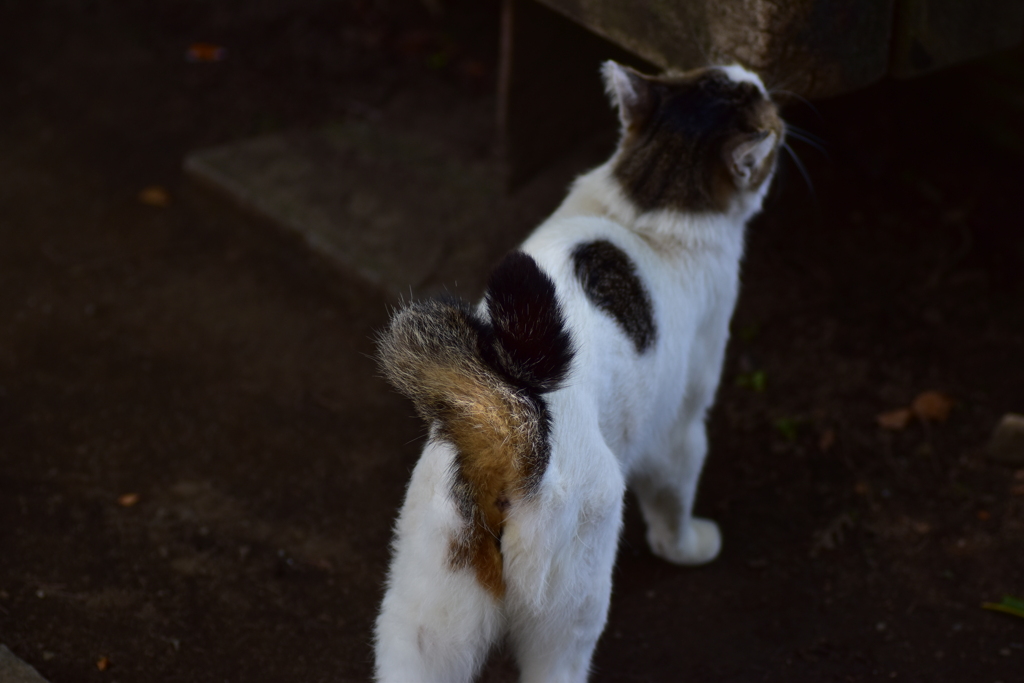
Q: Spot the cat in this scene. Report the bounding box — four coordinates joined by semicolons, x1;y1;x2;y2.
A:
374;60;783;682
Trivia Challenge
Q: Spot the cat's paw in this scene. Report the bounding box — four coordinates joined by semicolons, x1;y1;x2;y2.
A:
646;517;721;566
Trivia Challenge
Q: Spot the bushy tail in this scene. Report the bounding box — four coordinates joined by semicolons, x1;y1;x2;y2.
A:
376;251;573;597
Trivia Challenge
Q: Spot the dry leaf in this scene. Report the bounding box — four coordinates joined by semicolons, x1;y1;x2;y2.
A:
186;43;227;62
1014;469;1024;481
819;428;836;453
854;480;871;496
877;408;913;430
117;493;140;507
138;186;170;208
310;558;334;572
976;510;991;521
1012;484;1024;497
96;656;110;671
911;390;953;422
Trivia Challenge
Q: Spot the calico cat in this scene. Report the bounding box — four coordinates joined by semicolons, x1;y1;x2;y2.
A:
374;61;783;682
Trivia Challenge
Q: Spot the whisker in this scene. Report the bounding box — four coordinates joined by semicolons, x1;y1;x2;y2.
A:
770;88;823;121
784;128;829;158
765;72;801;95
785;123;827;146
782;141;815;198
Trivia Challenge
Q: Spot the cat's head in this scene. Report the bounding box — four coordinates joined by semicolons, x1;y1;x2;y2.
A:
602;61;783;215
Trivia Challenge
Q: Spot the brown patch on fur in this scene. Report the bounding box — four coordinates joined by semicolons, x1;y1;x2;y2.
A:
612;67;783;213
412;359;540;598
448;520;504;598
431;365;539;598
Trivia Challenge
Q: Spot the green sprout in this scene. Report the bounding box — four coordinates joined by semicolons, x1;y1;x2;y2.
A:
982;596;1024;620
736;370;766;392
774;417;803;441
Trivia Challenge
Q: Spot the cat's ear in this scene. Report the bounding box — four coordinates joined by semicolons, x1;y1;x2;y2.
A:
726;131;777;188
601;60;653;130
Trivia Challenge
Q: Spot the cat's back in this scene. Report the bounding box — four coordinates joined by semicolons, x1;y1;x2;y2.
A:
520;213;664;355
516;214;713;461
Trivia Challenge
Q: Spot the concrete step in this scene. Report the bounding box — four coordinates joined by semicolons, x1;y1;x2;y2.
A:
0;646;50;683
184;120;602;299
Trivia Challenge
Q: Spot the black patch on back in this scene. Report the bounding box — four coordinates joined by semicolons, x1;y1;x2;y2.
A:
480;250;575;493
613;70;766;213
572;240;656;353
483;251;574;394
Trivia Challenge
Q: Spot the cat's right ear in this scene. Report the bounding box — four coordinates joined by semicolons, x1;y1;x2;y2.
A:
726;130;778;189
601;61;653;131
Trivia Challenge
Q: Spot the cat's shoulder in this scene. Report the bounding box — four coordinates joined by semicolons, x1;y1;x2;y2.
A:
520;214;649;275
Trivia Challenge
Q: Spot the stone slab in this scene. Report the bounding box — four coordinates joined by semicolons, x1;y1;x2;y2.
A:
535;0;1024;98
185;122;510;298
891;0;1024;78
0;646;50;683
536;0;896;99
184;120;601;299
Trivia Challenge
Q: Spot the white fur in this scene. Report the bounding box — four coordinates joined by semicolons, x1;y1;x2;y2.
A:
731;131;777;188
375;439;505;682
720;64;769;97
375;66;776;682
601;61;642;129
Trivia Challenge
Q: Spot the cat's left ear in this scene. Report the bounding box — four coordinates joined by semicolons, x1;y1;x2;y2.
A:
726;131;777;188
601;60;654;130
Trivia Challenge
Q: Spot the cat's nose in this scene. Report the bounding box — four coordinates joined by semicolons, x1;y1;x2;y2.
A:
718;64;768;97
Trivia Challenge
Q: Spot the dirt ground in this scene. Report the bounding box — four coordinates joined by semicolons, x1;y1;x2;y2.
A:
1;2;1023;682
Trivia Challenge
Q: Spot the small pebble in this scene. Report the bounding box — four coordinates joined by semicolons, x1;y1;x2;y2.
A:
988;414;1024;464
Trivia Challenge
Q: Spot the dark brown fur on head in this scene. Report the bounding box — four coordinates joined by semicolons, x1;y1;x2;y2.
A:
604;62;784;213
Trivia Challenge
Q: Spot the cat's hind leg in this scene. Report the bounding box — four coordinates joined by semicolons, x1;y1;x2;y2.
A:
632;417;721;566
502;438;626;683
374;441;504;683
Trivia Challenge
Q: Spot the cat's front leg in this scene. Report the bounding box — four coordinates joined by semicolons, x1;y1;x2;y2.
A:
632;419;721;566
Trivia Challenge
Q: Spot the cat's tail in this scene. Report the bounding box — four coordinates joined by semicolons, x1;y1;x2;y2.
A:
376;251;574;597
